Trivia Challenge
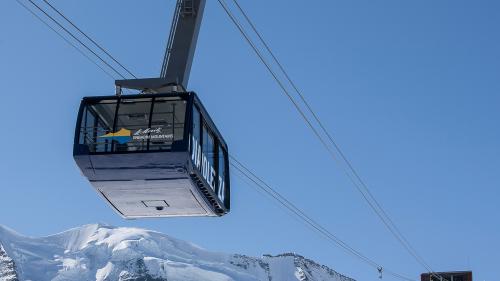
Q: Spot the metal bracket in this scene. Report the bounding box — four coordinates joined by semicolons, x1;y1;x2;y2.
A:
115;78;186;94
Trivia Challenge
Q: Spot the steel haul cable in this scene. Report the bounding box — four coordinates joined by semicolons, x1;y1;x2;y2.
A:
230;156;416;281
219;0;446;280
16;0;138;96
41;0;137;79
22;0;129;79
15;0;117;80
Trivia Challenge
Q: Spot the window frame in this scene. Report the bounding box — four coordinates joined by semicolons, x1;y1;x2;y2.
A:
75;93;191;155
113;97;152;152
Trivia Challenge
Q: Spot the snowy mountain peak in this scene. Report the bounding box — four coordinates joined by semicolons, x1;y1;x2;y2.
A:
0;224;355;281
0;242;19;281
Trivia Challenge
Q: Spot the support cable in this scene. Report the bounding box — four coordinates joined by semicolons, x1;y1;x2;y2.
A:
15;0;117;80
24;0;128;79
220;1;445;280
41;0;137;78
231;156;417;281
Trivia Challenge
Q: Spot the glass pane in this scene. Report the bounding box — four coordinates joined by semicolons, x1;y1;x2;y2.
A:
80;100;117;153
114;98;152;152
79;109;90;145
191;106;201;169
202;124;216;191
149;97;187;151
217;145;227;204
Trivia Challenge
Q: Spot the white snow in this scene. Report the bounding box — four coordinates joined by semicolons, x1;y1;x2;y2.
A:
0;243;19;281
0;224;355;281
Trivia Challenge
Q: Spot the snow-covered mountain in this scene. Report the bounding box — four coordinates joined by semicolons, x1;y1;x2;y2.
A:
0;224;355;281
0;242;18;281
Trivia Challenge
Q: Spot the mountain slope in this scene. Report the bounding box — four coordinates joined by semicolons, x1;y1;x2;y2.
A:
0;242;19;281
0;224;354;281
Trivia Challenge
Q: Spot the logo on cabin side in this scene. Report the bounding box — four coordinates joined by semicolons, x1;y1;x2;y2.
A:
132;128;173;141
98;128;132;144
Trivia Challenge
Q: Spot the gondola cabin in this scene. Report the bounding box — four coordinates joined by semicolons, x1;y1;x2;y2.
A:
73;92;230;218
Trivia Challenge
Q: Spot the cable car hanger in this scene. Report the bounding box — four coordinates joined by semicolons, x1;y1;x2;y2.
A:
115;0;206;95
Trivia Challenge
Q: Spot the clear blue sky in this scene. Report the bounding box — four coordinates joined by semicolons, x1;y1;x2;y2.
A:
0;1;499;281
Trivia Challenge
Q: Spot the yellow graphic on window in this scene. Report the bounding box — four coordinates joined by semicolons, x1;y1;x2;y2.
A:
98;128;132;144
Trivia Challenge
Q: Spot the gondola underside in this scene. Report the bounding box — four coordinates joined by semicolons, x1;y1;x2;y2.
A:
75;150;224;219
94;178;212;218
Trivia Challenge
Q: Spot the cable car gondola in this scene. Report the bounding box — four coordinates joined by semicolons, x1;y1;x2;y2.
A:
74;91;229;218
73;0;230;218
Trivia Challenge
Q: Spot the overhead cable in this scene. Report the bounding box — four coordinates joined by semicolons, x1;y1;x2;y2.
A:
23;0;129;79
41;0;137;79
219;0;445;280
15;0;117;80
230;156;417;281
